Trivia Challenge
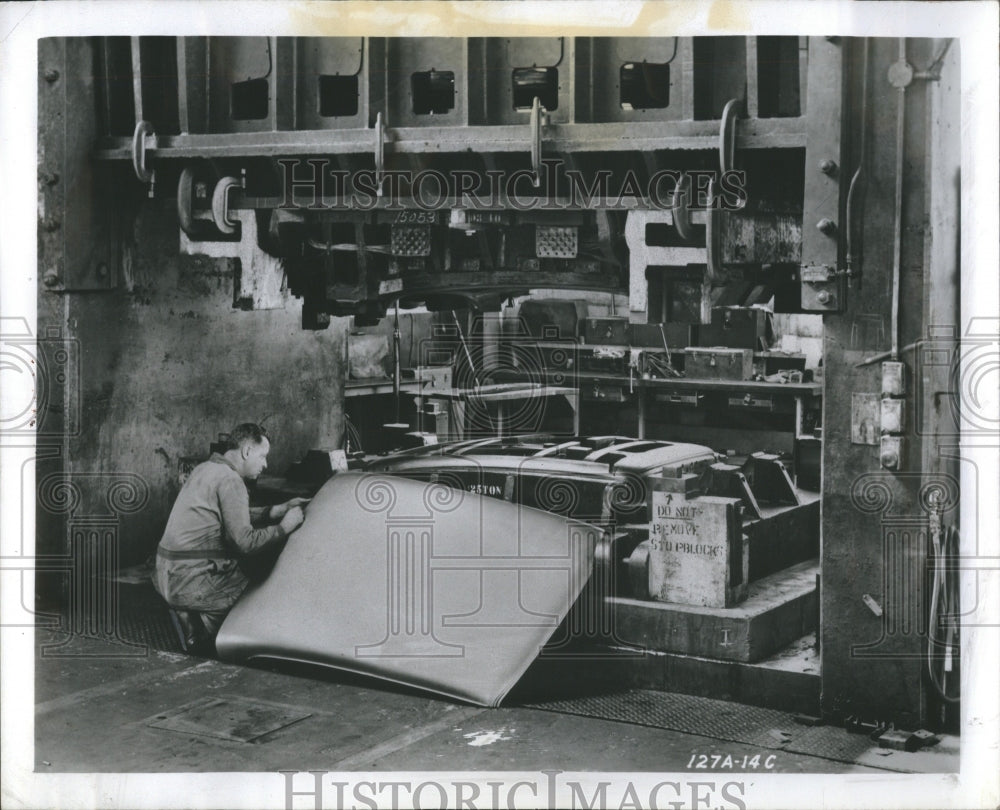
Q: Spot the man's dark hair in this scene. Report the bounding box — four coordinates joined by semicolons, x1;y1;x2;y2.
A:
226;423;268;450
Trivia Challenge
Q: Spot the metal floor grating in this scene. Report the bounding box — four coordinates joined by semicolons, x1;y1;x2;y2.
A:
113;587;185;653
48;578;184;655
525;688;876;765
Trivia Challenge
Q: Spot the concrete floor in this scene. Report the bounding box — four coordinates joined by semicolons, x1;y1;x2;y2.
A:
34;631;959;776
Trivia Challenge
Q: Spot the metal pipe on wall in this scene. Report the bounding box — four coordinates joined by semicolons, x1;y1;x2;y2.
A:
890;38;908;361
844;38;869;284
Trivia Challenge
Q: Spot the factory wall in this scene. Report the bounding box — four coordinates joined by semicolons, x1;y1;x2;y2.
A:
33;43;357;587
37;182;349;580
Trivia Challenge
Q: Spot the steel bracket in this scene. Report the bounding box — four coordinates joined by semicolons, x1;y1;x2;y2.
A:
742;452;800;506
800;262;843;311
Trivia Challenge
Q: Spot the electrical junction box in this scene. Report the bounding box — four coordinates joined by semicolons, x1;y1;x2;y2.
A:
880;435;904;471
880;398;905;434
881;361;906;396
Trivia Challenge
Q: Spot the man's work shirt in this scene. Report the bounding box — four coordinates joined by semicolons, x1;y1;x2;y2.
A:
153;454;287;612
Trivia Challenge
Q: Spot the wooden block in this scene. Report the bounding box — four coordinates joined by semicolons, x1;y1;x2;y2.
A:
647;493;747;608
609;561;818;662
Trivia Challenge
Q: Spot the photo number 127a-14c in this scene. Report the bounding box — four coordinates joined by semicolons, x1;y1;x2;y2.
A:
687;753;778;770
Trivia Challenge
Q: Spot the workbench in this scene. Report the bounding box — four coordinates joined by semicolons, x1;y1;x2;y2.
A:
343;376;428;397
519;370;821;454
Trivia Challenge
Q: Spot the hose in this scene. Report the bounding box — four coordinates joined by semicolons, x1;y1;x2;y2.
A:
342;413;364;454
927;518;960;703
451;310;480;388
393;302;401;424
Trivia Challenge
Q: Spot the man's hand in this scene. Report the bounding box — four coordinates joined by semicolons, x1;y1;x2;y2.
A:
270;497;311;520
279;505;305;534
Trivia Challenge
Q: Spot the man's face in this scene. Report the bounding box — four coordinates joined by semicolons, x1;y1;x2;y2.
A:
242;437;270;479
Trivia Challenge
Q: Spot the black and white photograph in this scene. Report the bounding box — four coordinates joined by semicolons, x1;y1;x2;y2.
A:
1;1;998;808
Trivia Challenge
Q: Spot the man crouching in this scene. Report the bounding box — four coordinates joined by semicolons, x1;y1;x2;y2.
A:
153;423;307;654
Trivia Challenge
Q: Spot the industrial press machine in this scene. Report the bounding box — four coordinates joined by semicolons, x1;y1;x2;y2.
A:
38;34;961;731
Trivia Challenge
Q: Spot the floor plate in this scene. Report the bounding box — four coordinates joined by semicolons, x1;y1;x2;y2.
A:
146;696;312;743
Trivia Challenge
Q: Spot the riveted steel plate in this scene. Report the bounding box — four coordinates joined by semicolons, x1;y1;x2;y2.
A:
147;696;312;742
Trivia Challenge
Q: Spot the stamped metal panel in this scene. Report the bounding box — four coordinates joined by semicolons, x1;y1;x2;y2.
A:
217;473;598;707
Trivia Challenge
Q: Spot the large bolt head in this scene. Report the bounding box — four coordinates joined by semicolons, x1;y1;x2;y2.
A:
888;59;914;89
